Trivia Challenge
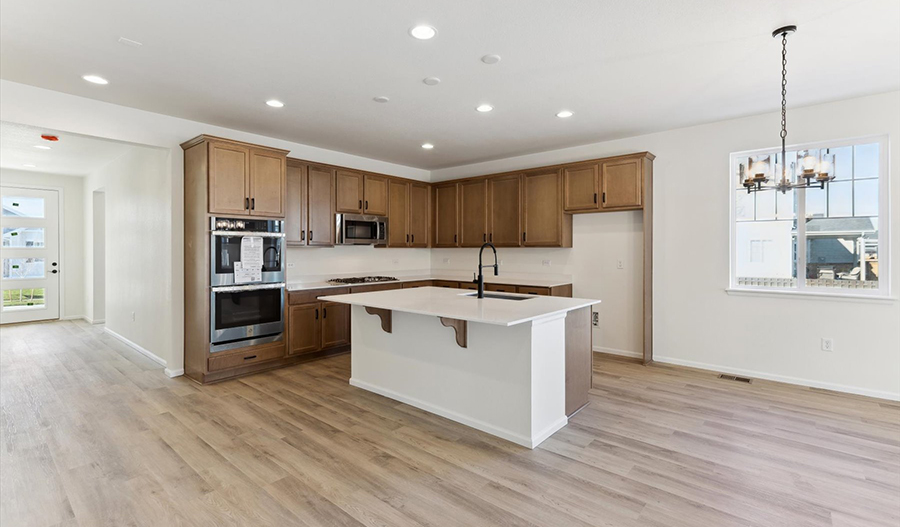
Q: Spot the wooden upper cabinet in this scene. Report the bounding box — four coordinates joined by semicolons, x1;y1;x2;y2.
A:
488;174;522;247
249;149;285;216
408;182;429;248
563;162;601;212
321;301;350;348
335;169;364;213
459;179;488;247
601;157;642;210
433;183;459;247
288;303;321;355
364;174;388;216
387;179;409;247
208;141;250;215
307;164;335;246
285;161;306;245
523;169;571;247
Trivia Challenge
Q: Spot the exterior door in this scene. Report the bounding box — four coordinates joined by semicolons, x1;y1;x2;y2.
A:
1;187;60;324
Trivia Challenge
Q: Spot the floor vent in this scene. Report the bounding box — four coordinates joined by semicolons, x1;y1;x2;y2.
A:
718;374;753;383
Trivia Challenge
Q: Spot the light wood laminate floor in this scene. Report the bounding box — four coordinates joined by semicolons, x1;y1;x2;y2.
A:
1;320;898;527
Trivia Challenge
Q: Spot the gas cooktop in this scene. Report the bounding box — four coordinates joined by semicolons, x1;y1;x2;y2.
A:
327;276;398;285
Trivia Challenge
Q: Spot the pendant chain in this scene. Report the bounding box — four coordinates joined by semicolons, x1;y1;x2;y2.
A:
780;32;788;179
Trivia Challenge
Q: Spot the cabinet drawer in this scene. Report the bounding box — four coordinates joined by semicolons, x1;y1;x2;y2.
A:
433;280;460;288
208;344;285;371
289;287;348;304
350;283;402;293
459;282;478;290
486;284;517;293
402;280;434;288
517;286;551;296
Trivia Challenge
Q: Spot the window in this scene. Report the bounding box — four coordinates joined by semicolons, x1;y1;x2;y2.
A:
730;136;889;298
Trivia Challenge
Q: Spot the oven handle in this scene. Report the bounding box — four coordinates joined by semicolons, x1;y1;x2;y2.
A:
211;230;286;238
212;283;285;293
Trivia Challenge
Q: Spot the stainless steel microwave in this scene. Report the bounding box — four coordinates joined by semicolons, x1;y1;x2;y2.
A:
336;214;387;245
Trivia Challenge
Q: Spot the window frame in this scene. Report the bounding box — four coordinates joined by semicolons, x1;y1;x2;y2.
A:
728;134;891;300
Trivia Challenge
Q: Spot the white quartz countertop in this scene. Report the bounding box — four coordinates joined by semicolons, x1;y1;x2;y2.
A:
286;274;571;291
319;286;599;326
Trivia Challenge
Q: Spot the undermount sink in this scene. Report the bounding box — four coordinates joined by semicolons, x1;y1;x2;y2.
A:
462;292;534;301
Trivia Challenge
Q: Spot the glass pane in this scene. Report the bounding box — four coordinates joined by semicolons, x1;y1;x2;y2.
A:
2;227;45;248
827;181;852;217
853;143;879;179
806;187;827;218
735;191;754;221
775;188;796;220
2;288;45;309
805;217;878;290
735;220;796;288
831;146;852;181
854;179;878;217
1;196;44;218
756;189;776;221
2;258;45;279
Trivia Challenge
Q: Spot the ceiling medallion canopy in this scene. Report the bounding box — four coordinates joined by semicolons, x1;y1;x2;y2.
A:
739;25;836;194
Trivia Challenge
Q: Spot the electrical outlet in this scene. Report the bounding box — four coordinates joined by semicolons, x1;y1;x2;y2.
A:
542;260;551;267
131;311;136;322
442;257;450;264
592;312;599;327
499;259;504;265
617;259;624;269
392;259;399;264
821;338;834;352
287;262;295;268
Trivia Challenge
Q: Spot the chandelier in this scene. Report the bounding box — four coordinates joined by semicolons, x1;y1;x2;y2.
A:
739;25;835;194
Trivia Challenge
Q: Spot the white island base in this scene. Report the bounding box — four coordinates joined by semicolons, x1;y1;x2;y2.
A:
348;304;569;448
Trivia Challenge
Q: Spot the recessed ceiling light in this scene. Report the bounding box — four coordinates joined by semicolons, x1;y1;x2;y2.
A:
266;100;285;108
373;96;390;103
556;110;574;118
23;164;36;168
423;77;441;86
34;145;52;150
421;143;434;150
410;25;437;40
82;74;108;85
476;104;493;113
481;54;501;65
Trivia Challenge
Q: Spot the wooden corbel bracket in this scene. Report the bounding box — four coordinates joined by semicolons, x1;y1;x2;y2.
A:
364;307;392;333
439;317;467;348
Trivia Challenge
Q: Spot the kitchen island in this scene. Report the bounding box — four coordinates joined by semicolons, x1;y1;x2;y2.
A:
319;286;599;448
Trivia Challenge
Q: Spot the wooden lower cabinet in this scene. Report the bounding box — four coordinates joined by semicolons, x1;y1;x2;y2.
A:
289;303;321;355
485;283;517;293
433;280;460;288
321;301;350;348
402;280;434;288
208;343;285;372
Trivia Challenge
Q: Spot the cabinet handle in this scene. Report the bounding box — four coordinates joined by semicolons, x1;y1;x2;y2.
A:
244;355;257;360
523;232;526;242
489;233;492;242
593;192;598;204
602;192;606;204
309;230;313;241
301;230;305;241
365;200;368;210
323;307;327;318
411;234;414;243
406;234;409;243
251;197;255;210
245;197;250;209
315;308;319;320
359;199;362;209
454;234;457;243
483;233;486;242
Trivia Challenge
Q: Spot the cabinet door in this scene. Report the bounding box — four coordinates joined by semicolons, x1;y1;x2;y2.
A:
307;165;335;246
335;169;364;213
523;169;564;247
433;184;459;247
285;162;306;245
321;302;350;348
387;180;409;247
563;162;600;212
408;183;429;248
249;149;286;217
364;174;388;216
289;304;321;355
208;141;250;215
459;179;488;247
601;157;642;209
488;175;522;247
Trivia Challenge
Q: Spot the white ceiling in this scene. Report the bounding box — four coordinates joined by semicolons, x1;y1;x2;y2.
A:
1;0;897;170
0;121;133;176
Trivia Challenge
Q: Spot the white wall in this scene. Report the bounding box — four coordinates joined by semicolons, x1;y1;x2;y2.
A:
91;190;106;322
433;90;900;400
0;168;84;318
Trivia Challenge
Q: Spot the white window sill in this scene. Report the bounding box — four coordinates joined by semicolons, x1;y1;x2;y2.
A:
725;287;896;304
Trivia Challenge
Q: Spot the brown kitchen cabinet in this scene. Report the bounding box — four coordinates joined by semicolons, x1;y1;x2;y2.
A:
388;180;429;247
601;156;643;210
433;280;460;288
364;174;388;216
408;182;429;247
288;303;321;355
335;169;364;213
523;168;572;248
321;301;350;348
485;283;517;293
563;161;601;212
286;160;335;246
459;179;488;247
201;137;287;218
487;174;522;247
433;183;459;247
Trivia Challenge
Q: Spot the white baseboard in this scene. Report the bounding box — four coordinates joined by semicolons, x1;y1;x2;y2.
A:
103;327;166;367
60;315;85;321
593;345;642;359
90;318;105;325
350;377;565;448
654;355;900;402
164;368;184;378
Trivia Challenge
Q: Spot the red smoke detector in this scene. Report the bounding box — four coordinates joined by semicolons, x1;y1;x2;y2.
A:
40;134;59;142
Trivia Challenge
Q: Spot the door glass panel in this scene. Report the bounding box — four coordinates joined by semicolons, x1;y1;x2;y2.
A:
1;196;45;218
214;289;281;330
2;258;45;279
2;227;45;247
2;288;45;309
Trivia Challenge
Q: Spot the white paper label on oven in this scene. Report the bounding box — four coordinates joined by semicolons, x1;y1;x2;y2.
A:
240;236;264;270
233;261;262;284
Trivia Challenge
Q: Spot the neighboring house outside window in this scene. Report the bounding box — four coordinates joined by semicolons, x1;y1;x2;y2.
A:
730;136;889;298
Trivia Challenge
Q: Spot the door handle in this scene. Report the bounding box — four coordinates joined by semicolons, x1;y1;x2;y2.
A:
51;270;58;274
